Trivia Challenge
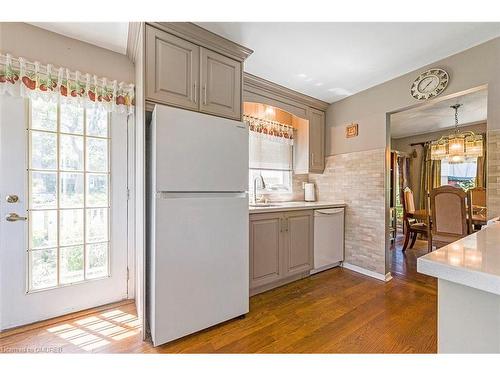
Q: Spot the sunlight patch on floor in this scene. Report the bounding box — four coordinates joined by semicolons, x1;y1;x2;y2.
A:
45;308;141;352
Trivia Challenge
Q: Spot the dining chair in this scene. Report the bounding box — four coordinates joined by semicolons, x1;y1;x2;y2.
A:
401;187;429;252
469;186;486;208
429;185;472;250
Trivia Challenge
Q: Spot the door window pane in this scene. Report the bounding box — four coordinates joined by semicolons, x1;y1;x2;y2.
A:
87;174;108;207
60;134;84;171
60;209;84;246
86;208;108;243
61;104;84;135
60;245;84;284
86;243;108;279
31;171;57;209
30;210;57;249
31;98;57;131
31;249;57;289
28;101;111;291
31;131;57;170
87;138;108;172
86;107;108;137
60;172;84;208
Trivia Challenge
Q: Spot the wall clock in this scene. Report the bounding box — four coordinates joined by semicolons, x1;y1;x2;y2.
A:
410;68;449;100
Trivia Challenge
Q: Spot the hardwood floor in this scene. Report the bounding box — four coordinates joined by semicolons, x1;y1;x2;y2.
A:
0;235;437;353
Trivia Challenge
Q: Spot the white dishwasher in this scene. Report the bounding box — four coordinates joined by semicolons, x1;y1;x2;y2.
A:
311;207;345;274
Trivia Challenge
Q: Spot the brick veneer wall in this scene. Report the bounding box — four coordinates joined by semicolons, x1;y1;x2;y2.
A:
488;129;500;218
309;148;386;275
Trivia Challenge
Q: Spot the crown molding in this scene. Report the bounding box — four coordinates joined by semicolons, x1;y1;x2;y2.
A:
243;73;329;112
146;22;253;62
126;22;142;63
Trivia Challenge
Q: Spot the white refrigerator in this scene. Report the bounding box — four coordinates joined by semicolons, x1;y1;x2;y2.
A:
149;105;249;346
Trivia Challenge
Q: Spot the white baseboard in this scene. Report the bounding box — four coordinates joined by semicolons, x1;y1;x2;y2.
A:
342;262;392;282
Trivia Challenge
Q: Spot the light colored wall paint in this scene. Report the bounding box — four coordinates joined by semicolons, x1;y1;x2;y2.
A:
327;37;500;156
391;123;487;208
323;37;500;276
0;22;134;83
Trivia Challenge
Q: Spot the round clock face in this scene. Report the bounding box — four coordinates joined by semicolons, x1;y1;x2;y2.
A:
410;69;449;100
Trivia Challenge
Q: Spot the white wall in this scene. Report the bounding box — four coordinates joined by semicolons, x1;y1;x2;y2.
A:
0;22;134;83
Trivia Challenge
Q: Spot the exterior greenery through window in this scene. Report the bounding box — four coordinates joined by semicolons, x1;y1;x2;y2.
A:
440;157;477;190
28;98;110;291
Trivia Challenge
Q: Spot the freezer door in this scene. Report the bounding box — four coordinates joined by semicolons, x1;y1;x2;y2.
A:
151;193;249;346
153;105;248;192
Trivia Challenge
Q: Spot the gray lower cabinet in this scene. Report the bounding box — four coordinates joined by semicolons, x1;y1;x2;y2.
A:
283;210;314;277
249;213;282;289
249;210;313;295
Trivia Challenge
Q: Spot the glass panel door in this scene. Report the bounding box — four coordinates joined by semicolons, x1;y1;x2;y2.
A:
28;99;110;291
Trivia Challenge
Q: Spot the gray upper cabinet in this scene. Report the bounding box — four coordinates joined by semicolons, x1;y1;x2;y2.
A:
146;26;199;110
200;48;241;120
308;108;326;173
283;210;313;277
145;24;248;120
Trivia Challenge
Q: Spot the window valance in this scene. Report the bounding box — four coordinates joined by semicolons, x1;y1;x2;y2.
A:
0;53;135;114
243;114;294;144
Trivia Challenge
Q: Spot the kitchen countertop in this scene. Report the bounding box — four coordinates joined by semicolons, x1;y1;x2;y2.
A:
249;201;346;214
417;222;500;296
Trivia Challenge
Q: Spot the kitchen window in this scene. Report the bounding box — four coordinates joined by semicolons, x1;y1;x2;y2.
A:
440;157;477;189
248;127;294;195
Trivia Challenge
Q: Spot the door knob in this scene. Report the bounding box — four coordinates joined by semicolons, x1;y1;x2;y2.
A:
5;213;27;222
6;195;19;203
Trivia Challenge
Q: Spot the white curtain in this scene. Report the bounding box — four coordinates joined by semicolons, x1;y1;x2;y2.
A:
249;131;293;171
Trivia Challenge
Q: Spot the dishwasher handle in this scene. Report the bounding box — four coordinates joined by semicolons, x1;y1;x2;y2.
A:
314;208;344;216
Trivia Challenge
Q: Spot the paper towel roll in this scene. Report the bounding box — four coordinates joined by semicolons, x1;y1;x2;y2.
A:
304;183;316;202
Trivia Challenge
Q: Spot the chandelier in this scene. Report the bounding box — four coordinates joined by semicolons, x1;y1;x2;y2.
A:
430;104;483;163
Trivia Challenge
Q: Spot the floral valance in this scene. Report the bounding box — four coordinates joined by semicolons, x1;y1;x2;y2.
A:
243;114;294;144
0;53;135;114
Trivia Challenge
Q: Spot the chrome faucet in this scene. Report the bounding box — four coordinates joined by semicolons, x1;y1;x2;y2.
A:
253;175;266;204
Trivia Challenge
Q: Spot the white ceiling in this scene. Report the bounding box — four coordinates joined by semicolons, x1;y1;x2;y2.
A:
29;22;129;55
28;23;500;104
197;22;500;102
390;89;488;139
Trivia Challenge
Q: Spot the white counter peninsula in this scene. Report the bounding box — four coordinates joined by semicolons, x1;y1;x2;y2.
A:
417;222;500;353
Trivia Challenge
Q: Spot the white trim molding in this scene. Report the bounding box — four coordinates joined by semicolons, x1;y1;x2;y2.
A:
342;262;393;282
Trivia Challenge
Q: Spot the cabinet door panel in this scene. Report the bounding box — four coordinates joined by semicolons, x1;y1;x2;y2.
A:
200;48;241;120
309;109;325;173
284;211;313;276
146;26;199;110
249;214;282;289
